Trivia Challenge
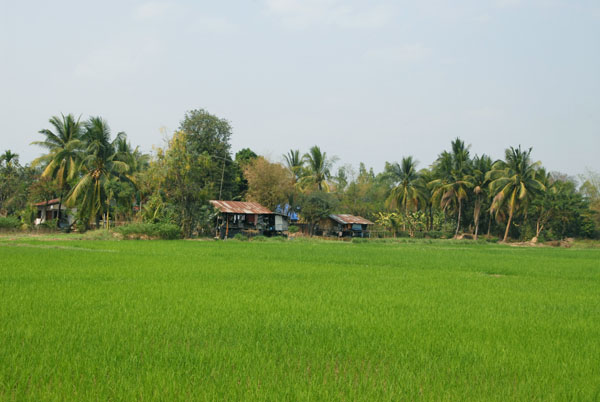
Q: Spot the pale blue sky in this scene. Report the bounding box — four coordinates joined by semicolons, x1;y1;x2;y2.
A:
1;0;598;176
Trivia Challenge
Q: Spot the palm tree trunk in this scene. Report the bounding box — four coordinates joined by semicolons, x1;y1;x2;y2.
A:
503;208;514;242
428;205;432;231
487;212;492;237
56;189;64;228
473;199;480;240
455;199;462;237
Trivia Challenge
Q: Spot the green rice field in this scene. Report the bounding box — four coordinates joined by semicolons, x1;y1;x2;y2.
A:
1;237;599;400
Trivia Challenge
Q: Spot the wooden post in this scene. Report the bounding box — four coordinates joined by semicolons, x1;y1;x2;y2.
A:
225;216;229;239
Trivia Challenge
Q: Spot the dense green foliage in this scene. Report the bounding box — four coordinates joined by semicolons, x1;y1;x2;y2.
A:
113;223;182;240
298;191;339;234
0;239;598;400
0;109;598;240
0;216;20;229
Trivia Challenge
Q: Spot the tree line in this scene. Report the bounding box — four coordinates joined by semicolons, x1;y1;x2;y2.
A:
1;109;598;241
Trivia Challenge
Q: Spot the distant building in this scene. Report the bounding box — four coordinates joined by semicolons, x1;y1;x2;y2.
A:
318;214;374;238
34;199;76;227
209;200;289;239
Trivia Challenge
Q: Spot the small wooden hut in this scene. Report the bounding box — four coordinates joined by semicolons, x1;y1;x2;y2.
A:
318;214;374;238
209;200;289;239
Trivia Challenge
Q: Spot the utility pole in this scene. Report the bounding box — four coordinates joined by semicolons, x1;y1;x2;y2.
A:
218;158;225;200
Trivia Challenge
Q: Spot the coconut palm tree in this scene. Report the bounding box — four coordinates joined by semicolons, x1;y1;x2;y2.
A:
0;150;20;169
67;117;132;227
418;168;436;231
113;136;149;219
529;167;557;240
430;139;473;237
471;154;492;239
31;114;83;225
387;156;425;232
487;146;545;242
302;146;337;192
283;149;304;182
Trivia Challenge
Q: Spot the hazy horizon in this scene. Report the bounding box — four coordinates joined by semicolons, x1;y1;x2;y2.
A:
2;0;599;176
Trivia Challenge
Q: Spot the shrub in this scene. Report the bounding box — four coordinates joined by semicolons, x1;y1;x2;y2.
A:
38;219;59;231
412;231;425;239
352;238;368;244
288;225;299;234
114;223;182;240
425;231;443;239
75;220;88;233
82;230;116;241
252;235;267;242
0;216;21;230
233;233;248;241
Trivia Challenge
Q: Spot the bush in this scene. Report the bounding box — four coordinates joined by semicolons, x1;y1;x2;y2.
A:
352;238;368;244
288;225;299;234
412;231;425;239
233;233;248;241
75;220;88;233
0;216;21;230
252;235;267;242
81;230;116;241
425;231;443;239
38;219;59;231
114;223;182;240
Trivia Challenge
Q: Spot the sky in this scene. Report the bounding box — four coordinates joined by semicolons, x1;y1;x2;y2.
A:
1;0;599;176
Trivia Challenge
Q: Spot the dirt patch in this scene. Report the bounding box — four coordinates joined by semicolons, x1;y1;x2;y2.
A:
508;238;574;248
0;243;116;252
481;272;505;278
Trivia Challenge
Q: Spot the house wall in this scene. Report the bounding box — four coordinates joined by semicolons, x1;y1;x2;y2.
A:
35;205;76;226
216;212;289;238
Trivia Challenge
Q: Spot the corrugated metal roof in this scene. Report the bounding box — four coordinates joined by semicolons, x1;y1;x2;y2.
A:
329;214;374;225
34;198;60;206
209;200;273;214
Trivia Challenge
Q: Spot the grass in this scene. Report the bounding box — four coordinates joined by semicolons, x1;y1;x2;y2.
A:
0;237;599;400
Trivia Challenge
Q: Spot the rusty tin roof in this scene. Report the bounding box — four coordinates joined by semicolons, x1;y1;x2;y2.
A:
34;198;60;206
329;214;374;225
209;200;273;214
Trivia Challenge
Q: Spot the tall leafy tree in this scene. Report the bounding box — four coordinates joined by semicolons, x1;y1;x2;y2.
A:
579;169;600;231
31;114;83;224
244;157;294;211
487;146;545;242
179;109;237;200
0;151;27;216
234;148;258;198
298;191;339;235
339;163;387;220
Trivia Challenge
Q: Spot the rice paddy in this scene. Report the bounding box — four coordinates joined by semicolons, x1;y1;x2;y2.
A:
0;237;599;400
